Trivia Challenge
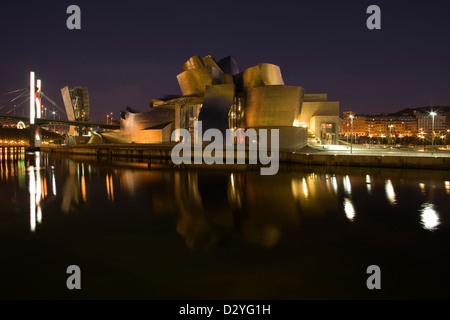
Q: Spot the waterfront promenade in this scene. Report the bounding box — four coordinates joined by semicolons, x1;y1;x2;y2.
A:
38;143;450;171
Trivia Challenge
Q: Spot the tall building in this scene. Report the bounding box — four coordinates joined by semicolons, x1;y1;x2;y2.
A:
341;111;366;136
60;86;90;135
60;86;90;122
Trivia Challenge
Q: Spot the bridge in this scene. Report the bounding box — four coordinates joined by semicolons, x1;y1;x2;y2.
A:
0;114;120;130
1;72;120;149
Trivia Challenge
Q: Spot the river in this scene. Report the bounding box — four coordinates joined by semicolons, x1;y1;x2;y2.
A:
0;147;449;299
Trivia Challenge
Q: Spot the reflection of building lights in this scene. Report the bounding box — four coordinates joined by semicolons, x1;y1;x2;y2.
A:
331;175;338;194
291;177;309;199
385;179;396;206
81;176;87;202
419;183;426;194
29;166;36;232
230;173;234;188
420;203;440;230
344;198;355;221
366;175;372;193
52;168;57;196
445;181;450;195
35;153;42;224
343;175;351;195
106;173;115;201
302;177;308;199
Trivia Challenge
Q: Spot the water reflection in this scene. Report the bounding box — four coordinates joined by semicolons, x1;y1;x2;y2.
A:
26;152;56;231
343;175;352;196
419;183;426;195
344;198;356;221
366;175;372;193
2;149;449;246
420;203;440;230
385;179;397;206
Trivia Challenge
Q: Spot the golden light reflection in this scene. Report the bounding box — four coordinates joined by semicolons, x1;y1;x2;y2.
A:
106;173;115;202
344;197;356;221
302;177;308;199
291;177;309;200
385;179;397;206
343;175;351;196
331;175;338;194
419;183;426;195
81;176;87;202
445;181;450;195
420;203;440;230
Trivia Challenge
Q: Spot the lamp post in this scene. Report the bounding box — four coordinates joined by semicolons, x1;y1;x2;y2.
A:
430;111;437;155
349;114;354;154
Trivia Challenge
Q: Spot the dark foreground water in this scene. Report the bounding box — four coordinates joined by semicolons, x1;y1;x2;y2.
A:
0;147;449;299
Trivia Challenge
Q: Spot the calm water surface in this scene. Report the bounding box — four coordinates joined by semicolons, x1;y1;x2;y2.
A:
0;147;449;299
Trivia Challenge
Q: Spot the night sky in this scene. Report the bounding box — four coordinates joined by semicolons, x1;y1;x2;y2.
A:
1;0;449;121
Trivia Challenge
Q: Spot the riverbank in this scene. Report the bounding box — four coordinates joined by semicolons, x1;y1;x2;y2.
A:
38;144;450;170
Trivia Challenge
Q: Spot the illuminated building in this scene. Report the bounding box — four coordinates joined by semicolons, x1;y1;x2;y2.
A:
60;86;90;135
340;110;449;138
416;112;447;134
112;55;340;149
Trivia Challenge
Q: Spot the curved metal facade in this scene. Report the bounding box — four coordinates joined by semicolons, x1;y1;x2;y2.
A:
243;85;304;127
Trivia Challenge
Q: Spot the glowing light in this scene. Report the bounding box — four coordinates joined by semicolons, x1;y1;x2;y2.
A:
17;121;25;129
344;198;356;221
420;203;440;230
445;181;450;195
385;179;397;206
293;121;308;128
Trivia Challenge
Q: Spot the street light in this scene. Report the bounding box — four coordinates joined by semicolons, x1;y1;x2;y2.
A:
430;111;437;154
349;114;354;154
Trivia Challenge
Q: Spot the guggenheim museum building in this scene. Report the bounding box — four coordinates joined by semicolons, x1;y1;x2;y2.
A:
109;55;340;150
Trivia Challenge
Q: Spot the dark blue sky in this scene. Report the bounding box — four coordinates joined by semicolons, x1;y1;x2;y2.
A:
1;0;449;120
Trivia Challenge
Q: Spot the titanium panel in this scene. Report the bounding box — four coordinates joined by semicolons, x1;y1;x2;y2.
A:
177;66;223;96
243;63;284;91
121;107;174;133
181;55;204;71
243;85;304;128
202;55;222;72
198;84;235;135
217;56;239;75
